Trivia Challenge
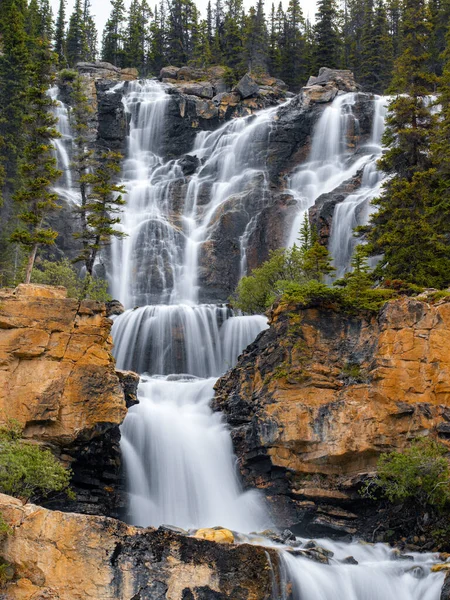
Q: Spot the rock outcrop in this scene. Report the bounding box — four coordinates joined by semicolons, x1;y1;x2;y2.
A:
213;297;450;539
0;284;138;518
0;494;280;600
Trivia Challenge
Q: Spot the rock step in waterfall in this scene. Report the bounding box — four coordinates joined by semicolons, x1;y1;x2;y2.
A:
52;76;445;599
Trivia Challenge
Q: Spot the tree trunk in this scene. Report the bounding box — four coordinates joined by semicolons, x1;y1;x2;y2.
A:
24;244;39;284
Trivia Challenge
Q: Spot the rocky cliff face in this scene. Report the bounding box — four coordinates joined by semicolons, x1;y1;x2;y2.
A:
213;297;450;540
0;284;138;518
0;494;280;600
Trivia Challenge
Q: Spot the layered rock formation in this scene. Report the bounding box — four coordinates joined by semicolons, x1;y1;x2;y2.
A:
0;494;280;600
214;297;450;539
0;284;138;518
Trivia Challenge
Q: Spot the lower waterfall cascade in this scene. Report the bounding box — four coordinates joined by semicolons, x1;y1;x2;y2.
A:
50;78;446;598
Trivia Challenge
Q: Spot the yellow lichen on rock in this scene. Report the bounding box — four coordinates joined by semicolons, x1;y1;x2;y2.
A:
194;527;235;543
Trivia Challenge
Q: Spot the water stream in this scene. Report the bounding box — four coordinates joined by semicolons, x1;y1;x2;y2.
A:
53;79;445;598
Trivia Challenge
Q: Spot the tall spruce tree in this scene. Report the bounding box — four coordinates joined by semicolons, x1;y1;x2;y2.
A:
0;0;29;198
10;39;62;283
124;0;152;72
74;151;126;276
54;0;67;65
66;0;88;65
280;0;306;89
102;0;126;66
314;0;341;70
368;0;446;286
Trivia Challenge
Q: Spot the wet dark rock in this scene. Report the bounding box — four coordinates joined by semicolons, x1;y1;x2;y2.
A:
179;154;200;176
96;80;128;151
307;67;360;92
117;370;140;408
234;73;260;99
441;572;450;600
309;168;364;247
106;299;125;317
342;556;359;565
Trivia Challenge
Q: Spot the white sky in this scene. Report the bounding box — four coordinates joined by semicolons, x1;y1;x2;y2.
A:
51;0;318;40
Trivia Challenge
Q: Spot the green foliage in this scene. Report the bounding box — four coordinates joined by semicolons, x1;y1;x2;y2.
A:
362;438;450;509
31;258;111;301
278;279;342;306
58;68;78;82
0;420;73;503
9;37;62;284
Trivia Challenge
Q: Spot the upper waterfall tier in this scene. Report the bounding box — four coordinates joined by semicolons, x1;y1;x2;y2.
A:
101;79;384;307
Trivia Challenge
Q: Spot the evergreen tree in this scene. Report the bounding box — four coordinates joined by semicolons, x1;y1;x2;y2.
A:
66;0;88;65
222;0;244;73
314;0;342;70
243;0;268;73
280;0;306;89
192;19;213;67
54;0;67;66
368;0;446;287
386;0;402;60
0;0;29;197
429;0;450;78
166;0;199;65
74;151;126;276
148;4;166;74
124;0;152;73
10;39;62;283
102;0;126;67
83;0;98;62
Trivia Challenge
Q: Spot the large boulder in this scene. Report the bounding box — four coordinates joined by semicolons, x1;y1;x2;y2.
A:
0;494;280;600
234;73;260;98
307;67;360;92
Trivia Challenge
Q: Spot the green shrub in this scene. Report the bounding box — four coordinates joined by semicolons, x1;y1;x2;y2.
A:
361;438;450;509
278;279;342;306
0;420;73;503
59;68;78;82
31;259;111;302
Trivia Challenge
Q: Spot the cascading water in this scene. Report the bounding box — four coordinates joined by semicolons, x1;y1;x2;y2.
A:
329;95;388;277
48;86;77;202
282;539;444;600
286;94;388;278
43;77;443;597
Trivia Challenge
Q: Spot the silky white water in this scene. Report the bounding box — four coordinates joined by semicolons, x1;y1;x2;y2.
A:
48;86;78;204
287;94;389;278
282;539;444;600
43;79;446;597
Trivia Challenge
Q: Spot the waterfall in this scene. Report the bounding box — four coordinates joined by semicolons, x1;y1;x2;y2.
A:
329;95;388;277
282;540;444;600
287;94;388;278
48;86;77;203
46;76;444;597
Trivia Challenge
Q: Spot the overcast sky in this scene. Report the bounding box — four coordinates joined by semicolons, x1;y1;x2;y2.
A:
51;0;318;41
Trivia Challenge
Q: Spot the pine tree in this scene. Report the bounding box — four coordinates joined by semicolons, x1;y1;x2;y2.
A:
192;19;213;67
66;0;88;65
222;0;244;74
243;0;268;73
102;0;126;67
0;0;29;197
148;5;166;75
10;39;62;283
83;0;98;62
368;0;446;287
74;151;126;276
124;0;152;73
280;0;306;89
314;0;342;70
54;0;67;66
